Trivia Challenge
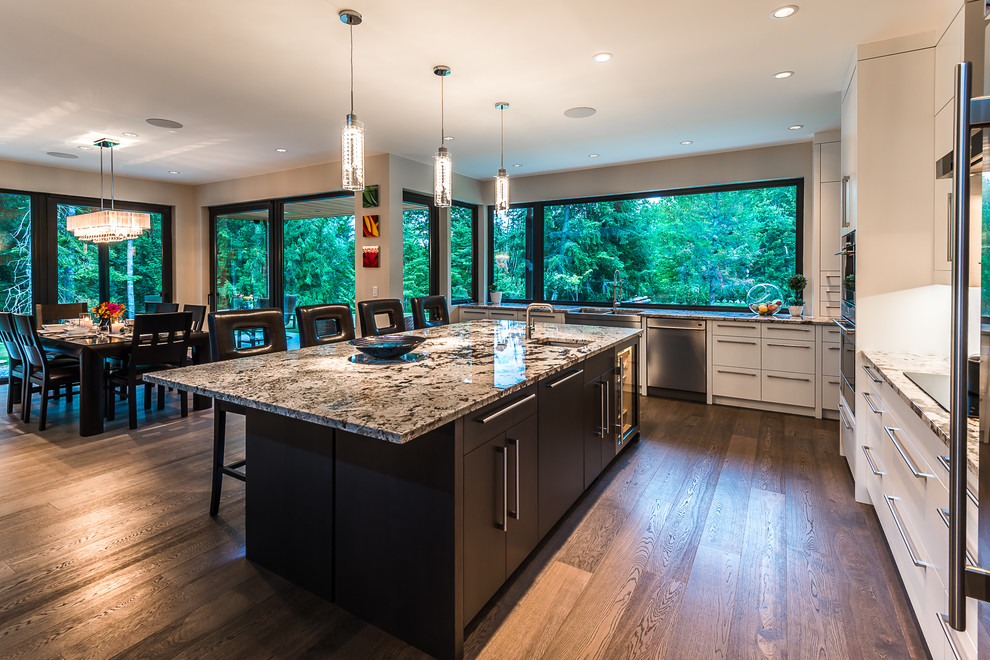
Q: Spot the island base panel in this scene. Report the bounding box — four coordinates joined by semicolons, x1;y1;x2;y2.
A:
334;423;464;660
244;410;334;600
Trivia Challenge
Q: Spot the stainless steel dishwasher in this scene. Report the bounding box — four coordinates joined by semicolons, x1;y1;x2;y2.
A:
647;318;706;401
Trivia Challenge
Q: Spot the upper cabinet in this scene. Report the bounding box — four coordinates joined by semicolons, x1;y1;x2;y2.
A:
840;67;858;237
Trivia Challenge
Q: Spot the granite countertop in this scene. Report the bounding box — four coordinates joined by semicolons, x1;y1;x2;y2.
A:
144;320;640;445
460;302;833;325
860;351;979;478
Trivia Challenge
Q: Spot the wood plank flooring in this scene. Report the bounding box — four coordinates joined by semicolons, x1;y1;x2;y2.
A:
0;391;927;658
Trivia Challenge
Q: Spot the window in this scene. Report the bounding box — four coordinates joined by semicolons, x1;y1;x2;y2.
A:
283;195;355;309
401;192;437;312
213;207;270;311
450;202;477;303
0;192;32;313
490;206;533;301
492;180;801;308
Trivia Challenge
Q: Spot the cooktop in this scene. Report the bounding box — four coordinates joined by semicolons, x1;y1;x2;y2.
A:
903;371;978;418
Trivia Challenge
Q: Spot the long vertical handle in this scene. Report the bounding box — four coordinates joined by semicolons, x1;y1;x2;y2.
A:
508;437;520;520
597;380;605;437
840;175;850;227
947;191;954;262
496;446;507;532
948;60;972;631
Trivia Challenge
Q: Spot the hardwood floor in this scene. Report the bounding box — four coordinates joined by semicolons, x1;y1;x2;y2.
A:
0;392;927;658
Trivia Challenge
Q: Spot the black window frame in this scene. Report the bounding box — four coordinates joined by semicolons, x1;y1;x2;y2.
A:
450;199;479;304
400;191;440;304
488;178;804;311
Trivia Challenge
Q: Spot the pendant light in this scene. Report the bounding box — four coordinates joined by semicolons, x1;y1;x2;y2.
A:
433;65;452;208
66;139;151;244
494;102;510;215
339;9;365;192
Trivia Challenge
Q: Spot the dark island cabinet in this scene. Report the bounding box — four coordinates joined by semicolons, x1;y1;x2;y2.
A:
583;351;616;489
537;365;586;538
463;390;539;623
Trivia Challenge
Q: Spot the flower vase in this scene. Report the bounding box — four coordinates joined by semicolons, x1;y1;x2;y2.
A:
490;292;503;305
98;317;112;332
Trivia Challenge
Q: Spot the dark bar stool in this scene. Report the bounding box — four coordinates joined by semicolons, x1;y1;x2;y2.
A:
106;311;192;429
12;314;81;431
411;295;450;329
207;308;287;516
356;299;404;336
295;303;355;347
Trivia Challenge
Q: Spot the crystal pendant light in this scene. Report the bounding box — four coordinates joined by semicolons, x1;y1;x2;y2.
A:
340;9;365;192
494;102;510;215
433;65;452;208
66;139;151;244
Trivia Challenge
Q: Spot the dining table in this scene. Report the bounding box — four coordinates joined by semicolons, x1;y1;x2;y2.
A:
39;329;212;436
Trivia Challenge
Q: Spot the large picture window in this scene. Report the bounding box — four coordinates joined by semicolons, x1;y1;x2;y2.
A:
450;202;477;303
490;206;533;301
0;192;32;314
493;179;801;309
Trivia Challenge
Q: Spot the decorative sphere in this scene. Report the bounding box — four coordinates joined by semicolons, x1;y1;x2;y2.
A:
746;283;784;316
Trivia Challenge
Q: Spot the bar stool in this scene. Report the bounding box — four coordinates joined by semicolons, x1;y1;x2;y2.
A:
411;295;450;329
295;304;355;347
207;308;287;516
356;299;404;336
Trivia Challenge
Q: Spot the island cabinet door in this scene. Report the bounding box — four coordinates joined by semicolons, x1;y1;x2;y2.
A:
538;365;587;538
463;434;508;622
505;416;539;576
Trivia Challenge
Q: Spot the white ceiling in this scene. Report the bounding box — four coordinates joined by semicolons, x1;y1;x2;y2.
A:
0;0;954;185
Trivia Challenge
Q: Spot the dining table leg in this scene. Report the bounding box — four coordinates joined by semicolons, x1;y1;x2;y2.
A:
78;348;105;436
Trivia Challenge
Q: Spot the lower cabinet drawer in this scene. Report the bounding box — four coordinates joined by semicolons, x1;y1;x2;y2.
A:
761;370;814;407
489;309;519;320
711;336;761;369
712;366;761;400
460;308;488;321
876;491;929;610
761;339;815;373
822;343;840;376
822;377;840;411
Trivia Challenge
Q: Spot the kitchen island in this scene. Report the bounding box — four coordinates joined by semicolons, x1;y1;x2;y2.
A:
145;320;641;660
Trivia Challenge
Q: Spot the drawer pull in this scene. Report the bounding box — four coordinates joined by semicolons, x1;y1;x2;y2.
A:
715;323;757;329
863;392;885;415
838;400;853;429
884;494;932;567
827;346;840;351
478;393;536;424
937;508;977;566
716;338;758;345
717;369;757;377
827;379;840;385
884;426;933;479
766;374;811;382
765;327;812;332
937;613;963;660
546;369;584;389
862;446;884;476
862;365;883;383
936;455;979;506
764;342;810;348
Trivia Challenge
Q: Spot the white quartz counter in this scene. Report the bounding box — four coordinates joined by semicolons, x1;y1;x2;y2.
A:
144;320;640;444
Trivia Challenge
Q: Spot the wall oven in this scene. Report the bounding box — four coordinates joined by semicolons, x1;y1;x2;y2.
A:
834;230;856;415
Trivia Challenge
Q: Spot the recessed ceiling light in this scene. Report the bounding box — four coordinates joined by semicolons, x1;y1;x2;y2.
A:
275;148;288;153
146;118;183;129
122;132;139;137
772;70;794;79
789;124;804;130
513;163;523;168
564;106;597;119
771;5;798;19
46;151;78;159
77;145;92;150
592;52;613;63
168;170;180;175
681;140;693;145
444;135;454;141
589;154;599;158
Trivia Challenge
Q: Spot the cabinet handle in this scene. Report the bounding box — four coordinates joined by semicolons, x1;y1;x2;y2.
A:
884;426;933;479
507;437;520;520
827;379;840;385
716;338;758;345
497;445;507;532
937;508;977;566
715;323;757;330
827;346;840;351
947;191;954;262
838;400;853;429
478;393;536;424
862;392;885;415
765;327;812;333
937;613;963;660
883;494;931;567
840;175;850;227
862;365;883;383
862;446;884;476
765;342;810;348
597;381;606;438
766;374;811;382
936;455;979;506
717;369;757;377
546;369;583;389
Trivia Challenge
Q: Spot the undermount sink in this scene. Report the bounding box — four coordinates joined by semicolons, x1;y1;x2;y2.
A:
564;307;643;329
529;337;592;348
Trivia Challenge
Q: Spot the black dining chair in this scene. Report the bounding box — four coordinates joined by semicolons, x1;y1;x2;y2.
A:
13;313;81;430
207;308;287;516
357;299;405;337
0;312;26;415
182;304;208;332
411;295;450;330
106;311;192;429
146;302;179;313
295;303;355;347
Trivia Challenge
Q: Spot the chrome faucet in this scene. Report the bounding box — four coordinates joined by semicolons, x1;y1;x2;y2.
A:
612;270;623;313
525;303;554;339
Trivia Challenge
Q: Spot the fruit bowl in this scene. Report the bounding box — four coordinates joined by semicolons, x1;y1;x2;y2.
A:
746;283;784;317
349;334;425;360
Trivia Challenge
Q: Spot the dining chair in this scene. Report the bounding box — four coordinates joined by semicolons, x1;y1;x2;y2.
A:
207;308;287;516
182;304;208;332
13;313;81;430
106;311;192;429
0;312;26;415
356;299;405;337
411;295;450;330
35;302;88;329
295;303;355;347
283;294;298;329
145;302;179;313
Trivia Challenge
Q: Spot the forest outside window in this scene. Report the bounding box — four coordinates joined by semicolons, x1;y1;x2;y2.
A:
490;206;533;301
450;202;477;303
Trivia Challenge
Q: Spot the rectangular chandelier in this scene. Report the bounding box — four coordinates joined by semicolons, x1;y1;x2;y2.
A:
66;209;151;244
